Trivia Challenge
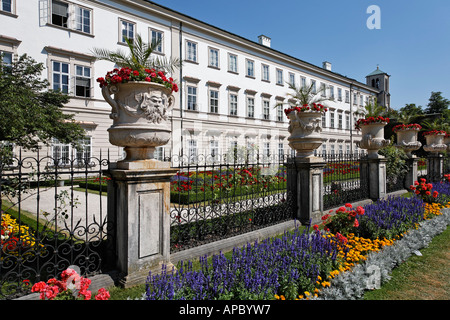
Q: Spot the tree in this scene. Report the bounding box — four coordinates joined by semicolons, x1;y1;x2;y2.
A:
0;54;85;152
278;82;330;109
425;91;449;115
362;98;387;117
91;34;181;74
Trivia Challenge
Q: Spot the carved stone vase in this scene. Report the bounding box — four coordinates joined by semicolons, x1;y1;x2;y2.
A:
444;135;450;152
286;111;324;158
423;133;447;154
102;81;175;163
358;122;390;159
395;128;422;158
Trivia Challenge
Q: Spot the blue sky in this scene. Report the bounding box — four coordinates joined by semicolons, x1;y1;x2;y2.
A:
149;0;450;110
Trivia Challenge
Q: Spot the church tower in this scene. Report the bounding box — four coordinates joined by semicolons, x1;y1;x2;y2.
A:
366;66;391;110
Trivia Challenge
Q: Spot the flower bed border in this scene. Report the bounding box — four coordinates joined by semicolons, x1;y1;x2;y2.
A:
315;208;450;300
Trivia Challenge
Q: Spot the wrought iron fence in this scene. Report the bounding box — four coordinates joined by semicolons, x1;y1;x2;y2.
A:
0;150;114;300
323;153;370;210
169;154;294;253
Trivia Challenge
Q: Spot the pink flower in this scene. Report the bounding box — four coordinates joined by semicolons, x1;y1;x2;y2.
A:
356;206;365;215
95;288;111;300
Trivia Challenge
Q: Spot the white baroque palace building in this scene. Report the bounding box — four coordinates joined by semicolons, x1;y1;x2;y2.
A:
0;0;389;164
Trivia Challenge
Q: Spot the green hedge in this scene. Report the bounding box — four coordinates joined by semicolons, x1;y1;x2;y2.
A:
78;181;108;192
170;181;287;204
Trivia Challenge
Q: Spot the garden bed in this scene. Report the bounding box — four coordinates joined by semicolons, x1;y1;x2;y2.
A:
143;178;450;300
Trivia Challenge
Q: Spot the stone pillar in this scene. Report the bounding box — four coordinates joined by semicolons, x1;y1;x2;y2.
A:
427;154;444;182
404;157;419;189
360;158;387;201
106;160;178;288
287;157;325;225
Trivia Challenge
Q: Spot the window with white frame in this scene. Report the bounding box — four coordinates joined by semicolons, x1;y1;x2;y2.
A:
187;85;197;111
188;139;197;163
246;59;254;77
120;19;135;43
1;0;13;13
360;95;364;106
228;53;238;73
346;144;350;154
76;137;92;164
278;143;284;158
209;88;219;113
47;47;95;99
262;99;270;120
261;64;269;81
338;113;343;129
301;77;306;88
155;146;164;161
322;144;327;157
329;85;334;99
150;29;163;53
51;0;68;28
289;73;295;86
353;93;357;105
229;92;238;116
75;65;91;98
50;1;92;34
52;61;70;94
210;140;219;160
276;69;283;85
277;105;283;121
209;48;219;68
330;144;335;155
247;96;255;118
345;90;350;103
52;136;91;166
264;142;270;157
186;41;197;62
338;88;342;101
311;80;316;93
330;110;335;128
1;51;13;70
320;83;326;97
75;5;91;34
345;114;350;130
322;112;326;128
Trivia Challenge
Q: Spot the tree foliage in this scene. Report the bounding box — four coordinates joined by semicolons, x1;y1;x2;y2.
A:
91;34;181;74
0;54;85;151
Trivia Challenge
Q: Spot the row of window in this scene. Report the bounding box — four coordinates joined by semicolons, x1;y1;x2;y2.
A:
185;139;364;164
48;0;165;50
186;85;285;120
0;0;163;52
186;84;365;128
186;140;287;163
185;40;372;105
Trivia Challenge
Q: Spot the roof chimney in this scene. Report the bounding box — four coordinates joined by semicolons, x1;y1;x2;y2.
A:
322;61;332;71
258;35;271;48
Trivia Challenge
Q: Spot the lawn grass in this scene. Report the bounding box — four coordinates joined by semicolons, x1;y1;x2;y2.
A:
363;224;450;300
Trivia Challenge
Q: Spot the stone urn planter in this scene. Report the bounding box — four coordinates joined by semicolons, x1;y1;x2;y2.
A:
286;109;324;158
444;134;450;152
394;124;422;158
423;131;447;154
102;81;175;162
357;121;390;159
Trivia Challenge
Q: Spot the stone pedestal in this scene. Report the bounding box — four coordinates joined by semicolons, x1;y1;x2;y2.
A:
360;158;387;201
427;154;444;182
287;157;325;225
106;159;178;288
405;157;419;189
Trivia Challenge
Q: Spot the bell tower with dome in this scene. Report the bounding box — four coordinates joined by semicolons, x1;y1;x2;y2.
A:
366;66;391;110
